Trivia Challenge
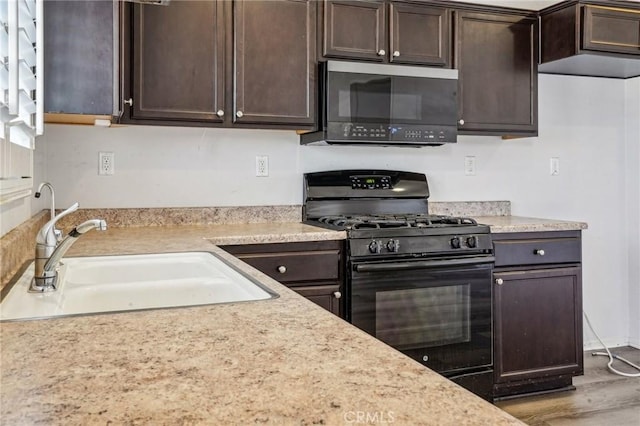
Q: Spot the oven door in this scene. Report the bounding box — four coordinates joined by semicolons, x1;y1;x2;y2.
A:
349;256;493;375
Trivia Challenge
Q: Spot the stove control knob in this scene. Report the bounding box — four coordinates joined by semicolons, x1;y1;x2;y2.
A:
368;240;382;254
466;236;477;248
386;239;400;252
450;237;461;249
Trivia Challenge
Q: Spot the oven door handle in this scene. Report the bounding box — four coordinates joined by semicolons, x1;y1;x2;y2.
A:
353;256;495;273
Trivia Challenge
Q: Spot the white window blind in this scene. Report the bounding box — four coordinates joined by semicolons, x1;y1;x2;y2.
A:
1;0;43;150
0;0;41;204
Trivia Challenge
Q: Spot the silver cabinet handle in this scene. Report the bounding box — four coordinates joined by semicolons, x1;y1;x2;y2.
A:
377;49;386;56
458;119;465;125
534;249;545;256
333;291;342;299
236;111;243;118
393;50;400;57
123;98;133;106
495;278;504;285
216;110;224;117
277;265;287;274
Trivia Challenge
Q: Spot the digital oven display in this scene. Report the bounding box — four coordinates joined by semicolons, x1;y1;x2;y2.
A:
350;175;392;189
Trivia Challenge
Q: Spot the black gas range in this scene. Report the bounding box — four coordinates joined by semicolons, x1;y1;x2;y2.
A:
303;170;493;261
303;170;495;400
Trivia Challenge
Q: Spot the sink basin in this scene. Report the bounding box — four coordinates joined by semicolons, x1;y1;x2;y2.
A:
0;252;277;321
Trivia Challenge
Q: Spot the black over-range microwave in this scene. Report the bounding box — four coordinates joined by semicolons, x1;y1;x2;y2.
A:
300;61;459;147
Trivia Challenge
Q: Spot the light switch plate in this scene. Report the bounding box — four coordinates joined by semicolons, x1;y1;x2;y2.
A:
464;156;476;176
550;157;560;176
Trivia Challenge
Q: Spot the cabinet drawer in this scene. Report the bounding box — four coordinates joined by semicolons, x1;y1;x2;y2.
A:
494;237;581;267
235;250;340;284
582;5;640;56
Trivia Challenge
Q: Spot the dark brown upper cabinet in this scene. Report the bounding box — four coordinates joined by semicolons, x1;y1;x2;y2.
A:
322;0;386;61
233;0;316;126
540;0;640;79
126;1;225;123
455;11;538;137
321;0;451;67
121;0;316;128
389;2;450;67
583;5;640;55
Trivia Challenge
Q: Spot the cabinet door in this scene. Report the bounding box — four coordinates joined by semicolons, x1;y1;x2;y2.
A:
494;267;583;384
129;1;225;122
233;0;315;126
293;285;342;317
389;3;450;67
322;0;386;61
582;5;640;56
44;1;114;115
455;11;538;136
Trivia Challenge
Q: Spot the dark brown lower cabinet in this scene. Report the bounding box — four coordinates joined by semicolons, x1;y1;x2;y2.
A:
492;231;584;399
221;240;344;318
291;284;342;317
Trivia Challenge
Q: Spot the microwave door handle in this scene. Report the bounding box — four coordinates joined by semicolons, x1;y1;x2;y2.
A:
354;256;495;273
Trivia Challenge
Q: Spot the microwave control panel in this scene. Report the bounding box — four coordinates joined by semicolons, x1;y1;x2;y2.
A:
327;122;456;144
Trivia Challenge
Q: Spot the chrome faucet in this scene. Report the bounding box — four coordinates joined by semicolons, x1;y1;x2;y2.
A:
35;182;62;242
31;202;107;292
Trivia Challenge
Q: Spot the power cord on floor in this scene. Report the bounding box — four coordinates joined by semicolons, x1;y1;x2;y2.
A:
583;311;640;378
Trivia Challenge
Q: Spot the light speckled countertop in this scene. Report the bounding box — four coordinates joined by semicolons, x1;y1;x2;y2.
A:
1;223;524;425
475;216;588;233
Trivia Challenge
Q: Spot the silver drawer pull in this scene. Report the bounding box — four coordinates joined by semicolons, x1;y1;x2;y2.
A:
495;278;504;285
216;109;224;117
534;249;546;256
333;291;342;299
377;49;386;56
277;265;287;274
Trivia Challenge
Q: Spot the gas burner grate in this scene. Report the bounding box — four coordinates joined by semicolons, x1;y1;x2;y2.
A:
316;214;478;230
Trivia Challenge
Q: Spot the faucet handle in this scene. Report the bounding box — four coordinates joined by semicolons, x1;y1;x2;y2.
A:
37;202;80;247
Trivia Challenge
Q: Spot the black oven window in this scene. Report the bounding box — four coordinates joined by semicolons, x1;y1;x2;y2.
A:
375;284;471;350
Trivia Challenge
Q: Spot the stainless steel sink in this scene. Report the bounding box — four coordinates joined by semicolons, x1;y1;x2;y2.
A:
0;252;277;321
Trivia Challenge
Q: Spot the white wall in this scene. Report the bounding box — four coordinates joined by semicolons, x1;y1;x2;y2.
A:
38;74;633;348
625;78;640;348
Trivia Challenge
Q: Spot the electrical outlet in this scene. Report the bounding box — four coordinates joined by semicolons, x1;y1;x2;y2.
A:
256;155;269;177
550;157;560;176
464;156;476;176
99;152;114;175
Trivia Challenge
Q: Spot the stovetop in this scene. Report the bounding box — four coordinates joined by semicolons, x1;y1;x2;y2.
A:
316;214;479;230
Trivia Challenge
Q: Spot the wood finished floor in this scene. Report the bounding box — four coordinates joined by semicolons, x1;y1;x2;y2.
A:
497;347;640;425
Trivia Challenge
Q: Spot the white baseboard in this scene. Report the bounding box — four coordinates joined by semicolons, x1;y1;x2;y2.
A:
583;338;634;351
